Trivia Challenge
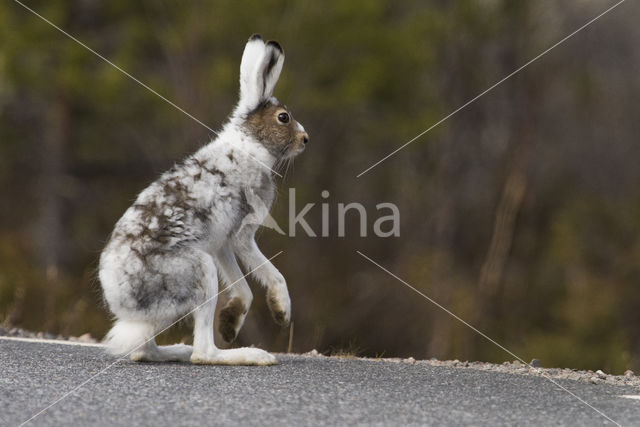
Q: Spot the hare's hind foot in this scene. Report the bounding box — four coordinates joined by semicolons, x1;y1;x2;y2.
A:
190;347;277;366
130;342;193;362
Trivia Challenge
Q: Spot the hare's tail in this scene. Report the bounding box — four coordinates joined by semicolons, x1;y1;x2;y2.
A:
103;319;155;356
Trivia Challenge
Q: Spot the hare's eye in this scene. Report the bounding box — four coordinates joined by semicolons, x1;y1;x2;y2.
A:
277;112;290;124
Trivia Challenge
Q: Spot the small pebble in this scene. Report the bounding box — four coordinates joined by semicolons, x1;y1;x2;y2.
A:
77;333;96;343
530;359;542;368
596;370;607;379
624;370;635;377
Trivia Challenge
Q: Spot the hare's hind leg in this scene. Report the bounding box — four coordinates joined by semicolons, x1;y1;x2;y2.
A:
131;340;192;362
215;245;253;343
104;318;192;362
190;249;276;366
103;247;215;362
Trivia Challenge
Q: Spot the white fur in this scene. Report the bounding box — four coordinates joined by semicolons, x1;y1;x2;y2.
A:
104;319;192;362
104;319;154;355
239;36;266;112
237;37;284;116
99;35;297;366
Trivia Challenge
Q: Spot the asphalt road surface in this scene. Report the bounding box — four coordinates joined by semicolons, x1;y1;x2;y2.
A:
1;337;639;426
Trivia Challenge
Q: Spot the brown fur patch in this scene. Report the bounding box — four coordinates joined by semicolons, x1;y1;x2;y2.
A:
218;297;247;343
244;101;306;158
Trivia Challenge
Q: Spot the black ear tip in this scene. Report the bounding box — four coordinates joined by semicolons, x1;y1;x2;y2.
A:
249;34;263;41
267;40;283;53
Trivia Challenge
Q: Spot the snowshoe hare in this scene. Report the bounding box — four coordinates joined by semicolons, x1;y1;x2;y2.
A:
99;34;308;365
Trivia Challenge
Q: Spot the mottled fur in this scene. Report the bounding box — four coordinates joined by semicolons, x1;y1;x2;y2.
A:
99;34;308;365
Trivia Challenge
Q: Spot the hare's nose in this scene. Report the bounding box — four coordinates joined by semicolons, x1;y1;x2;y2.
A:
302;133;309;144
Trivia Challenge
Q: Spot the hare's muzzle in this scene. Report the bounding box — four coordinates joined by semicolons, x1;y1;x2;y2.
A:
295;120;308;145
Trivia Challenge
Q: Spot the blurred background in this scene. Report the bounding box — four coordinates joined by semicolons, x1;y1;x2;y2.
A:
1;0;639;373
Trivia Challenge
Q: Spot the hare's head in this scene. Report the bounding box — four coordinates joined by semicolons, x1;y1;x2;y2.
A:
235;34;308;160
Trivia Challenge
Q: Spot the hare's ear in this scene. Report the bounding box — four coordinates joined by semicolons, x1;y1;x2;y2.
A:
260;40;284;100
238;35;284;112
239;34;266;110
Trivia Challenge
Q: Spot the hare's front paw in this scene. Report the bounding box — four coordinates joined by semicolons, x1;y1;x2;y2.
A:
267;283;291;326
218;297;249;343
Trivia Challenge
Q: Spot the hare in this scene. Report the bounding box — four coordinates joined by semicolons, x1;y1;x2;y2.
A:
99;34;308;365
